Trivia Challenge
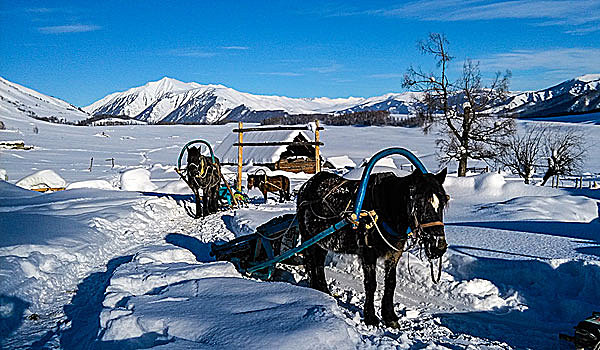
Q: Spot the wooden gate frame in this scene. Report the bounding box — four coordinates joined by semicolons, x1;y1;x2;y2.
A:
233;121;324;192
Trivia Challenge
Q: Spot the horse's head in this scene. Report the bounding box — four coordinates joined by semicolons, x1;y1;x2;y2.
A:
187;146;200;165
247;175;258;189
406;168;449;259
186;147;213;181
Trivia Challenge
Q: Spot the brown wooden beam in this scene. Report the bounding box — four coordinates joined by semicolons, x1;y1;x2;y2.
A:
233;141;323;147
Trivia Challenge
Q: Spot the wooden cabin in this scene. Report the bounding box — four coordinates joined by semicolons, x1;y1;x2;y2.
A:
214;130;320;173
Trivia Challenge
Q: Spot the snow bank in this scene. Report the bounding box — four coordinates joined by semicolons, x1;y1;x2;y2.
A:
445;173;598;223
326;155;355;169
98;246;360;349
66;179;114;190
156;178;193;194
15;169;66;190
120;168;158;192
0;168;7;181
447;254;600;325
0;182;182;319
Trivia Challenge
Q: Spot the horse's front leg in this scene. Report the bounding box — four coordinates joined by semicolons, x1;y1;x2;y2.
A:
262;187;268;202
382;250;403;328
210;187;219;213
360;249;378;326
193;189;203;219
304;245;329;294
201;191;209;217
278;189;285;203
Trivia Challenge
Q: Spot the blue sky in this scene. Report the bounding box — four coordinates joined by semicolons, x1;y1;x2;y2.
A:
1;0;599;106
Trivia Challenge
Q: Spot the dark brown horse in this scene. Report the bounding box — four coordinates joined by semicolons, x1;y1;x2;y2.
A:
297;168;449;327
247;174;291;203
186;146;221;217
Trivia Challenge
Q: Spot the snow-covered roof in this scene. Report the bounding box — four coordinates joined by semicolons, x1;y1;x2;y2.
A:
16;169;66;190
325;155;356;169
214;130;313;164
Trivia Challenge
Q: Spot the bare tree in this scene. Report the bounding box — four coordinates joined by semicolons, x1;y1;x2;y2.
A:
497;124;546;184
403;33;515;176
540;126;587;186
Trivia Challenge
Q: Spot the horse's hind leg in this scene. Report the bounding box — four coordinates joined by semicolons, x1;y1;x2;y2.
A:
360;249;379;326
304;245;329;294
382;251;402;328
278;189;285;203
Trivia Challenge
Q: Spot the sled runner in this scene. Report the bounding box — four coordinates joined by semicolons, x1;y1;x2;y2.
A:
210;213;301;279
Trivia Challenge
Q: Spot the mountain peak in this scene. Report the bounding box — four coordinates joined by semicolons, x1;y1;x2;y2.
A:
143;76;199;94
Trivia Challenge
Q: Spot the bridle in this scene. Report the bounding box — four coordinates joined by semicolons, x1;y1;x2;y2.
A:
406;190;447;284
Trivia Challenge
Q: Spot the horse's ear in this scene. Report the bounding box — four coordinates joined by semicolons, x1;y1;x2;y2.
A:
435;167;447;184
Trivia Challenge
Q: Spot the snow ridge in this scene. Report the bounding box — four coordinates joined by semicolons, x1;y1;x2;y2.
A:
0;76;90;123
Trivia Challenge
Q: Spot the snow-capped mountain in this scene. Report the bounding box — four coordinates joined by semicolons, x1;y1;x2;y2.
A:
84;77;417;124
501;74;600;117
86;75;600;124
0;76;89;124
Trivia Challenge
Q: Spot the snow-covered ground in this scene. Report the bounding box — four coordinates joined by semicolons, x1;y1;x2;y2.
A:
1;115;599;349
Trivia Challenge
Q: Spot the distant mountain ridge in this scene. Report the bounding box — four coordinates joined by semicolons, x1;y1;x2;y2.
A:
500;74;600;117
84;75;600;124
2;74;599;126
83;77;422;124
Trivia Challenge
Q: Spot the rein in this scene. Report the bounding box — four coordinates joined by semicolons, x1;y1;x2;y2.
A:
419;221;444;229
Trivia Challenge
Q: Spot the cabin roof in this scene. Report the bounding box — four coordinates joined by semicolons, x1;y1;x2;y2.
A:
214;130;312;164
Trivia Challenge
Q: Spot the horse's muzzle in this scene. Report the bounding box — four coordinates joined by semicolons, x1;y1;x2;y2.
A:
424;229;448;260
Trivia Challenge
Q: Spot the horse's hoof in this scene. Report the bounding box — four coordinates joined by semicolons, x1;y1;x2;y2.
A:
383;319;400;328
363;314;379;326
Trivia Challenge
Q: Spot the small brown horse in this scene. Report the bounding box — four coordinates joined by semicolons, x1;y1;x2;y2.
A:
247;174;291;202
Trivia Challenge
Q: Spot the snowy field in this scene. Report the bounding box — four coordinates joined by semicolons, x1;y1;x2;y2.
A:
1;114;600;349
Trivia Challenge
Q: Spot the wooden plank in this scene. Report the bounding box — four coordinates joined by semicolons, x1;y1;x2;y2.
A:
237;122;243;192
31;187;66;192
232;126;324;133
233;141;323;147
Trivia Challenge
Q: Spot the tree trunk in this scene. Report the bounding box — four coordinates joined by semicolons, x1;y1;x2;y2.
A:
458;154;468;177
541;168;555;186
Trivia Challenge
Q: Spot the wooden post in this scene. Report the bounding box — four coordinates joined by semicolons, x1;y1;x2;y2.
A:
314;120;321;173
237;122;243;192
89;157;93;172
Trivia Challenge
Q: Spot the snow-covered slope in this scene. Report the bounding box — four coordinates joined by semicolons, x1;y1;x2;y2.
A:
501;74;600;117
0;77;89;123
85;77;414;124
